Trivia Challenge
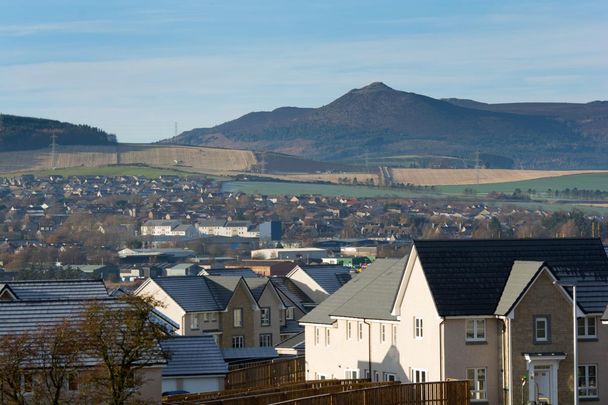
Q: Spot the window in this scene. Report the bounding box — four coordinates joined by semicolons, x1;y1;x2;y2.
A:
411;368;426;383
315;327;320;345
67;372;78;392
233;308;243;327
358;322;363;340
325;328;331;346
286;307;294;320
210;312;217;322
232;335;244;348
22;373;33;393
392;325;398;345
384;373;397;382
190;314;199;330
381;324;386;343
466;319;486;342
203;313;209;323
347;321;352;340
578;365;598;398
467;368;487;401
259;333;273;347
414;317;423;339
261;307;271;326
317;374;327;380
345;369;359;379
534;316;550;343
374;372;379;382
578;317;597;339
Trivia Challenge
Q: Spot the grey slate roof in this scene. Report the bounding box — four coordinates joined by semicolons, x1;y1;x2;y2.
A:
270;277;314;311
300;257;407;325
202;268;259;278
221;347;278;360
275;332;305;350
152;276;223;312
415;238;608;316
161;335;228;377
495;261;545;316
299;265;352;295
3;279;108;301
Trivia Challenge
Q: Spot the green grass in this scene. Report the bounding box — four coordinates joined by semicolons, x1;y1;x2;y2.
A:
8;165;197;178
437;172;608;195
221;181;440;198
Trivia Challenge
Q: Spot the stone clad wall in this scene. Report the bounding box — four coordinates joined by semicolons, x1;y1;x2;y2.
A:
510;271;574;405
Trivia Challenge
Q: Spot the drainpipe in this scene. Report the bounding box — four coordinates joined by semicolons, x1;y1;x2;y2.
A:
363;319;372;380
507;318;513;405
439;318;445;380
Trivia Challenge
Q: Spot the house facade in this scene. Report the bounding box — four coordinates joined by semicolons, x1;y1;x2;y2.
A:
136;275;286;349
302;239;608;405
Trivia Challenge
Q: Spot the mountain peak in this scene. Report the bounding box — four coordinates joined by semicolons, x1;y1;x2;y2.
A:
351;82;395;94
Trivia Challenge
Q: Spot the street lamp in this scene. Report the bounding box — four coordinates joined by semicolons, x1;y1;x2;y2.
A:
554;281;578;405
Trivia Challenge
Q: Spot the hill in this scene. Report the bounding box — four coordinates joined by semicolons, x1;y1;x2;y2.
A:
0;114;117;151
164;82;608;169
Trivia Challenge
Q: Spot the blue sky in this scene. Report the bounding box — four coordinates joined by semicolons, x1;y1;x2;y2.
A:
1;1;607;143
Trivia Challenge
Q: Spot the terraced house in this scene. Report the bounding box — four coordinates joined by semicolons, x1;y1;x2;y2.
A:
136;275;286;349
301;239;608;405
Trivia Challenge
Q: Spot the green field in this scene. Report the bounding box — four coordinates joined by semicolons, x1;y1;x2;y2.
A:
6;165;197;179
221;181;440;198
437;172;608;194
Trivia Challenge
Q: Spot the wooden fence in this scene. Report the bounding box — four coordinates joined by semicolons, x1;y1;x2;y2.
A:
225;356;305;390
269;380;470;405
163;379;375;404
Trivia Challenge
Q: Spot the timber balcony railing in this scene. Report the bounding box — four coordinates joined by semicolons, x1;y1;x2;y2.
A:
163;380;470;405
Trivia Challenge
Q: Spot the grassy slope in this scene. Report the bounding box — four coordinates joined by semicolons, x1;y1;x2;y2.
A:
7;165;196;179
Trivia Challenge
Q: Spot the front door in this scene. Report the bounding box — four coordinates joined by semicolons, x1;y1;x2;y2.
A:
534;365;552;404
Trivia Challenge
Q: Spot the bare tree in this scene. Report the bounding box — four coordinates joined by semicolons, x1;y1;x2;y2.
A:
30;321;82;405
0;333;34;405
79;295;168;405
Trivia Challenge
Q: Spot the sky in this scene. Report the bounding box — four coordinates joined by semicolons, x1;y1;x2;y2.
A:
1;0;607;143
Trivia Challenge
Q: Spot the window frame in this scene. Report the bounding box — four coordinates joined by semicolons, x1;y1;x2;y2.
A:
381;324;386;343
467;367;487;401
414;317;423;339
578;364;598;399
232;335;244;348
261;307;271;327
325;327;331;346
285;307;294;320
259;333;273;347
577;317;597;339
384;373;397;382
190;313;199;330
358;322;363;340
345;368;359;379
533;315;551;344
233;308;243;328
411;368;427;383
315;327;320;345
465;319;487;342
347;321;352;340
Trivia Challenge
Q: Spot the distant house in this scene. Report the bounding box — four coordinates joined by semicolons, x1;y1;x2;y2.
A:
250;247;327;261
197;219;259;238
286;264;352;304
140;220;199;242
302;239;608;405
160;335;228;394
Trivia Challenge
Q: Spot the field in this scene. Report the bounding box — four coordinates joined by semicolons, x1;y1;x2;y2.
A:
221;181;438;198
271;172;379;184
0;144;257;175
437;172;608;194
390;168;606;186
13;165;196;178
